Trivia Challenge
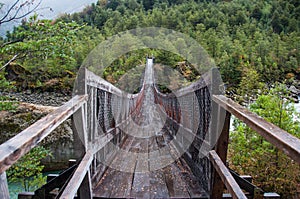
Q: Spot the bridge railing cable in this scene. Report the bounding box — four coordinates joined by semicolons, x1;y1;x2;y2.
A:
72;67;147;192
152;67;215;193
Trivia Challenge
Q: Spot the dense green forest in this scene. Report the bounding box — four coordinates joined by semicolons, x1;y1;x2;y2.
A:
0;0;300;197
1;0;300;93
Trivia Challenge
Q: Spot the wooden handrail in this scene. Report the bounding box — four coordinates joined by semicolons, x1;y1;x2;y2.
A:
0;95;88;173
213;95;300;164
60;150;93;199
209;150;247;199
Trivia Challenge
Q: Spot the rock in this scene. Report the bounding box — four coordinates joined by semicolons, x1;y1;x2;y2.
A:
0;110;10;119
4;62;31;82
0;91;71;106
289;85;300;95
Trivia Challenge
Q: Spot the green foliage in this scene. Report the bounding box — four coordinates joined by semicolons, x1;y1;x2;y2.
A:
57;0;300;89
0;100;18;112
7;146;51;192
3;15;82;74
0;72;15;91
229;84;300;198
1;0;299;91
236;65;266;104
0;73;17;111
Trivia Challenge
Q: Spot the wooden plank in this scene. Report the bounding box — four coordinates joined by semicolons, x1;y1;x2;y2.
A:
60;150;93;199
0;172;9;199
209;150;247;199
177;158;208;198
129;136;151;198
107;136;137;198
213;95;300;164
93;136;136;198
162;163;190;198
85;69;124;96
211;109;231;198
78;170;92;199
0;95;87;173
73;67;87;161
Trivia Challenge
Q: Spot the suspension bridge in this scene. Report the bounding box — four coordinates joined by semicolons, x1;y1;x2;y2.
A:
0;58;299;199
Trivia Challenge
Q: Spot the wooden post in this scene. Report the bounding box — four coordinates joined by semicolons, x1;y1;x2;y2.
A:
211;110;231;198
0;172;9;199
71;67;93;197
78;170;92;199
210;67;229;198
209;68;224;147
72;67;87;160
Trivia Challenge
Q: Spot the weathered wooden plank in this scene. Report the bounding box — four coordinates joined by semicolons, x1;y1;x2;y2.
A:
162;163;190;198
211;109;231;198
0;95;87;173
108;136;137;198
0;172;9;199
78;169;92;199
209;150;247;199
85;69;123;96
177;158;208;198
73;67;87;161
130;139;153;196
93;136;136;198
60;150;93;199
213;95;300;164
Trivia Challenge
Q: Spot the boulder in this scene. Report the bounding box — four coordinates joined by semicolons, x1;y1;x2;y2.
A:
289;85;300;95
4;62;31;82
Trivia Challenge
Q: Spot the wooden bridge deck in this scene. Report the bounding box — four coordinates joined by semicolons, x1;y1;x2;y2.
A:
93;79;208;198
93;133;208;198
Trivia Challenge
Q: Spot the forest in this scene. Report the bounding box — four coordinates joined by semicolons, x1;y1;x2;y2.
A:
0;0;300;198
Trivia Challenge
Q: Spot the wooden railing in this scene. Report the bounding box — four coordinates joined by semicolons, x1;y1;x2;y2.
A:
0;95;88;199
210;94;300;199
213;95;300;164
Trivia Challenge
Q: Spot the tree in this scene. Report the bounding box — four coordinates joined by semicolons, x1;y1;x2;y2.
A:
0;0;44;26
237;65;265;104
1;15;83;77
229;84;300;198
7;146;51;192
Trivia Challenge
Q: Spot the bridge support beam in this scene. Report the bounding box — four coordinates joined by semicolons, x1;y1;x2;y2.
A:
210;67;231;198
210;106;231;198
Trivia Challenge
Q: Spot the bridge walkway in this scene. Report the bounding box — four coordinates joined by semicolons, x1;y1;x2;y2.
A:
93;59;207;198
93;133;207;198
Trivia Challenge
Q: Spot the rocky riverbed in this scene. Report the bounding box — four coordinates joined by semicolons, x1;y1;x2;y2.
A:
1;90;71;106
